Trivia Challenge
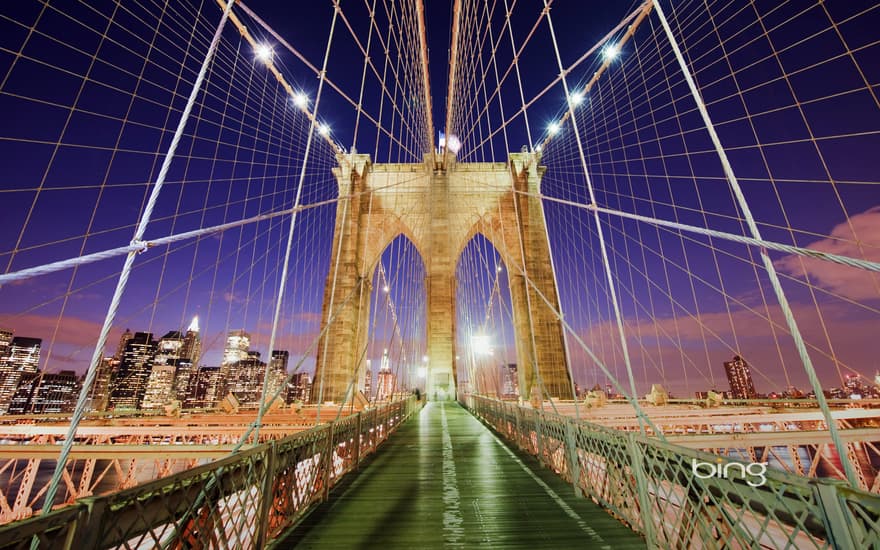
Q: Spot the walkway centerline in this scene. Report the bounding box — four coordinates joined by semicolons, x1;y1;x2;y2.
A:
280;402;645;548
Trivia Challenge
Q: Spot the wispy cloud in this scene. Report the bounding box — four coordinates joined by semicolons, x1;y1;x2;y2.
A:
774;206;880;301
571;299;878;395
0;313;124;373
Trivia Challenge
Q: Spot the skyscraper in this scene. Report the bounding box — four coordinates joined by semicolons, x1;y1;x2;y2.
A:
364;359;372;399
376;349;395;401
108;332;157;410
154;331;183;366
228;351;266;407
115;328;134;360
175;316;202;404
7;370;80;414
286;372;312;404
724;355;757;400
149;330;184;409
185;366;223;409
87;357;116;412
222;330;250;367
267;350;289;401
0;329;12;362
142;364;177;410
181;316;202;364
219;329;250;396
500;363;518;398
0;336;42;414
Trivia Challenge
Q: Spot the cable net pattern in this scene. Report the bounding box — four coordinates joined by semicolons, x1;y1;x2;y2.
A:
0;0;435;525
0;0;879;546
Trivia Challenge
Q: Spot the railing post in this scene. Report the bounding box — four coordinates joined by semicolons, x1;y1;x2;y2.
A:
354;412;362;470
513;404;522;449
371;408;378;453
322;423;335;501
813;482;858;549
626;432;657;547
564;418;582;497
254;441;277;549
70;498;106;549
535;409;545;464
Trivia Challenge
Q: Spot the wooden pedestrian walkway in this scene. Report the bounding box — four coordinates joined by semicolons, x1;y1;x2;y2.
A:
278;401;645;549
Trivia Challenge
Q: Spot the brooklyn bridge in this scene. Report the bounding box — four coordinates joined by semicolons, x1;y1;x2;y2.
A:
0;0;878;548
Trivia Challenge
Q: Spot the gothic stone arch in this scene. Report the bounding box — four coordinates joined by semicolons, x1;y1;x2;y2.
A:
311;152;572;403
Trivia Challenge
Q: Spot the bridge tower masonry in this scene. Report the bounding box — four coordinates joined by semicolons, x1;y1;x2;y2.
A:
311;151;571;404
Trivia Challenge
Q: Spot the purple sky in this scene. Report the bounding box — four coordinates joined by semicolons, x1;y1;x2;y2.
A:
0;0;877;397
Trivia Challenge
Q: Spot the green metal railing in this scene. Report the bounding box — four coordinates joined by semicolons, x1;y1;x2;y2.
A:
0;397;421;549
464;395;880;550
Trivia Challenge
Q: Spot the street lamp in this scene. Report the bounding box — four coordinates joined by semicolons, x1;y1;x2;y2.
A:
293;92;309;108
254;43;273;64
471;334;492;356
602;43;620;62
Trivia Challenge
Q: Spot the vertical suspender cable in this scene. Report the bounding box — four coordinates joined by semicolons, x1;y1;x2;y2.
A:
36;0;236;521
651;0;858;487
542;0;654;437
256;1;341;440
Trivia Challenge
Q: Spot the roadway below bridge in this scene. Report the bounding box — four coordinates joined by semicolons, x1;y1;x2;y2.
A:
279;401;644;549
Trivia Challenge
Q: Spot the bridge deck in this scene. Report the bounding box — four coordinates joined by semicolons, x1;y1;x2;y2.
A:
278;402;645;549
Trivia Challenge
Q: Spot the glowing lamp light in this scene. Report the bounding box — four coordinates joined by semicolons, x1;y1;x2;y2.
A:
318;123;330;137
569;90;585;106
602;43;620;62
293;92;309;108
446;134;462;154
417;367;427;378
548;122;561;136
383;285;390;293
535;144;543;153
254;43;273;64
496;265;503;272
422;355;429;363
471;334;492;356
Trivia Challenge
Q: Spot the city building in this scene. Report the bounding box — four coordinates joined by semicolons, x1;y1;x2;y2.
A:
218;329;251;398
500;363;518;398
115;328;134;360
108;332;157;410
175;316;202;403
364;359;372;399
267;350;289;401
7;370;80;414
0;336;42;414
376;349;396;401
843;373;874;399
181;316;202;364
0;329;12;362
172;360;195;404
141;364;177;410
228;351;266;407
87;357;116;411
286;372;312;404
724;355;757;400
222;330;250;368
185;366;223;409
155;331;184;366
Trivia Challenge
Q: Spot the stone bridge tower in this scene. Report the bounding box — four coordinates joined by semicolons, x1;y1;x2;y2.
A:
311;152;572;403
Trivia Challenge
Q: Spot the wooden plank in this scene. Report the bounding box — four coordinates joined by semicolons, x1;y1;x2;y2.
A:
277;402;645;548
